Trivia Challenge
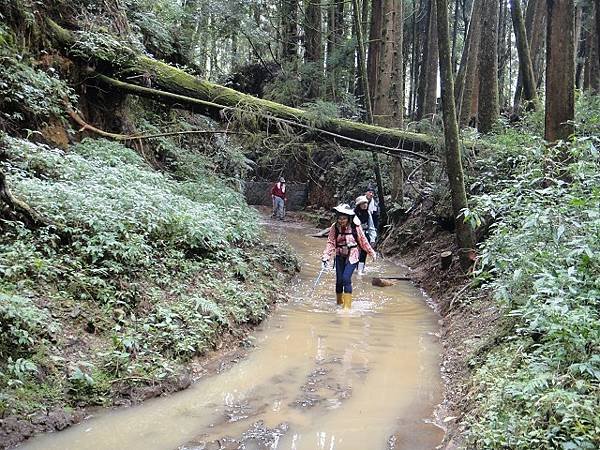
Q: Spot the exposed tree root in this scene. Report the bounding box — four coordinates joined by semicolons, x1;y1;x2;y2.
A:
0;169;50;229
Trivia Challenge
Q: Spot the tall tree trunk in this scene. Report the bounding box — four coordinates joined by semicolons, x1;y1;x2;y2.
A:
409;0;422;116
450;0;460;73
353;0;371;99
544;0;574;143
304;0;323;98
596;0;600;71
367;0;383;107
326;0;336;98
575;4;586;90
510;0;539;110
373;0;403;127
477;0;499;133
585;1;600;93
416;0;439;120
373;0;404;206
352;0;388;227
497;0;508;108
281;0;299;61
514;0;546;108
435;0;475;268
456;0;483;127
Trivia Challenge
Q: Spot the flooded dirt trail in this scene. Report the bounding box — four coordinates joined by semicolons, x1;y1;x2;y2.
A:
19;219;443;450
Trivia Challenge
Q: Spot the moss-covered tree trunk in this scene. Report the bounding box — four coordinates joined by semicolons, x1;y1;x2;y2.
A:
47;20;436;158
435;0;475;268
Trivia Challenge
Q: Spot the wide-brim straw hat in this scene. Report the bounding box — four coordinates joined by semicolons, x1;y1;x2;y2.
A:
355;195;368;206
332;203;355;216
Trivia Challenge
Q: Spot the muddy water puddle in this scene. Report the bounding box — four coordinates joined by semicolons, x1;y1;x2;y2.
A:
19;220;443;450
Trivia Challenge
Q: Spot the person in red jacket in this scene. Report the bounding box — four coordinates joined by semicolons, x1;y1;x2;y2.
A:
271;177;287;220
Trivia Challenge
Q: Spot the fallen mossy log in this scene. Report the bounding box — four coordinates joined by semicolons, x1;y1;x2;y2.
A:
47;19;438;158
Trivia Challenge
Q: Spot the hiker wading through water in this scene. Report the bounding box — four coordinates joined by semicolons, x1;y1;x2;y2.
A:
271;177;287;220
321;204;376;309
354;195;377;275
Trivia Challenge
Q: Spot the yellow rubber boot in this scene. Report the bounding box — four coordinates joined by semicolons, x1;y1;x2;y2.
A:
342;292;353;309
336;293;343;305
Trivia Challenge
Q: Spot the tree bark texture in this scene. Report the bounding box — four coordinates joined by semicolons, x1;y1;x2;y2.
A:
373;0;404;127
367;0;384;107
416;0;439;120
373;0;404;207
545;0;575;143
304;0;323;98
514;0;546;108
325;0;345;99
510;0;539;110
456;0;483;127
477;0;499;133
583;1;600;93
352;0;388;227
435;0;475;266
281;0;299;61
47;19;437;157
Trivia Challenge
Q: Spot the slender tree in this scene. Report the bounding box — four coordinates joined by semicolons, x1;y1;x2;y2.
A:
510;0;539;110
477;0;500;133
373;0;404;206
584;1;600;93
304;0;323;98
352;0;388;227
435;0;475;268
514;0;546;108
545;0;575;143
367;0;384;105
456;0;483;127
281;0;299;62
416;0;439;120
373;0;403;127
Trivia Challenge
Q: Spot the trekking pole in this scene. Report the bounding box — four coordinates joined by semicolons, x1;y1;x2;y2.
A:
310;266;327;296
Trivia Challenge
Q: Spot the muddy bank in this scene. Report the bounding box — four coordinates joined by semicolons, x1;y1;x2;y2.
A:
0;329;261;449
379;213;499;449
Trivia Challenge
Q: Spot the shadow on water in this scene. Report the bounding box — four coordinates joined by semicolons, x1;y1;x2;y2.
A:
19;218;443;450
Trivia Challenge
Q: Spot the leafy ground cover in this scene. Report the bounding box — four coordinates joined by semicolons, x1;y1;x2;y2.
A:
459;96;600;449
0;135;298;422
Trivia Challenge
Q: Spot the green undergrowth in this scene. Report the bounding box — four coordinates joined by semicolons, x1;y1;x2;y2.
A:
0;135;298;417
461;96;600;449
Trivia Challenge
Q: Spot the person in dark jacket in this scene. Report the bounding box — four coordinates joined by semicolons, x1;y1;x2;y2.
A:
354;195;377;274
365;187;379;229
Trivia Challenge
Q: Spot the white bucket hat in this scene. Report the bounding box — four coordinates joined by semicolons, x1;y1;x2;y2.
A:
355;195;368;206
332;203;355;216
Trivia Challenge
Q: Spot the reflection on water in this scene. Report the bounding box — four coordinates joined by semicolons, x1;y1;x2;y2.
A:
19;219;443;450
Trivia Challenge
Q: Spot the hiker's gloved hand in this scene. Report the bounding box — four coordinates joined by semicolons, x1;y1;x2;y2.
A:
321;259;329;269
371;253;377;262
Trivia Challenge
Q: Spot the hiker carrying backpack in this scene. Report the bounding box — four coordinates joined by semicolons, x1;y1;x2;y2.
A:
321;204;376;309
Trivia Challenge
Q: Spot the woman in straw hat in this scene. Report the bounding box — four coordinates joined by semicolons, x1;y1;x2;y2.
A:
321;204;376;309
